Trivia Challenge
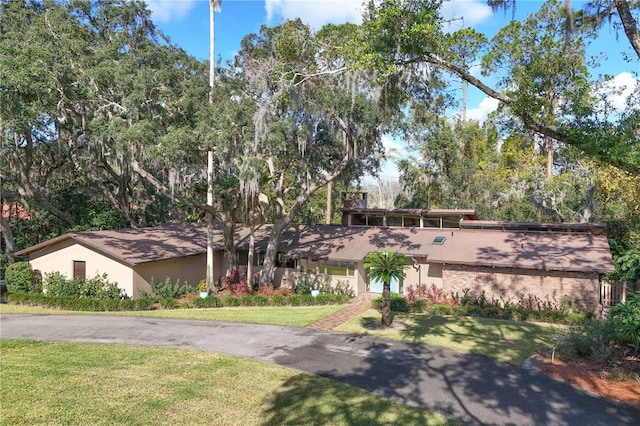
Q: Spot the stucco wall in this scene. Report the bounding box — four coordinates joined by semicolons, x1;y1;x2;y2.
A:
27;241;134;297
442;264;600;313
133;254;206;299
401;261;443;293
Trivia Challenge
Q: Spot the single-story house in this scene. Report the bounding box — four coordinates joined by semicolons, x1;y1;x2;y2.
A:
15;214;615;314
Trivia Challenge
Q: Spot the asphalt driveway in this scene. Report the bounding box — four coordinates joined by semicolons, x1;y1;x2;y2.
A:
1;314;638;425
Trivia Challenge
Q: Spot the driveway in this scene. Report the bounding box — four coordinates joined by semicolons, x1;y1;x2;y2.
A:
1;314;639;425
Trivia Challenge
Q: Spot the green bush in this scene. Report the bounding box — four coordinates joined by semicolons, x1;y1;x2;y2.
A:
5;261;38;294
44;272;122;299
428;304;453;315
223;296;242;307
241;294;269;306
609;296;640;348
5;293;152;311
149;277;196;300
371;295;409;312
480;307;500;318
411;299;428;313
193;296;222;308
160;297;177;309
269;295;286;306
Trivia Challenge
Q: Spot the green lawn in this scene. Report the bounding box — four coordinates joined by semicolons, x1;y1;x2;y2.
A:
0;304;346;328
334;309;562;365
0;340;455;426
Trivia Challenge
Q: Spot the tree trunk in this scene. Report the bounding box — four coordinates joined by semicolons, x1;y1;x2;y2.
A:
247;225;255;290
381;281;392;327
546;136;553;179
260;219;287;286
0;215;16;264
615;0;640;60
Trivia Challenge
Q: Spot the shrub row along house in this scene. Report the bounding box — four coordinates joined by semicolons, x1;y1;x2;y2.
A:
16;193;615;315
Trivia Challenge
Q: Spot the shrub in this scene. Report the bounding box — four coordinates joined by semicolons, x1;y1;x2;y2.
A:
292;279;315;295
5;292;152;311
221;269;249;296
193;296;222;308
81;274;122;299
223;296;242;306
259;285;292;298
411;299;428;313
566;312;587;325
429;304;453;315
44;272;123;299
44;271;77;297
160;297;177;309
332;280;355;298
609;295;640;348
481;307;500;318
372;294;409;312
149;277;196;300
269;295;286;306
241;294;269;306
5;261;38;293
404;283;428;303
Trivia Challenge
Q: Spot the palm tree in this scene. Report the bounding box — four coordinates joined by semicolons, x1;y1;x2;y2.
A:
365;250;407;328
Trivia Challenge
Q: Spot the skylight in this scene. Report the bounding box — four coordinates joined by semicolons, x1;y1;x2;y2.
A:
432;236;446;245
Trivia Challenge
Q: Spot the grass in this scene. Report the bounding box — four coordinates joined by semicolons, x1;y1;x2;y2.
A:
0;304;346;328
334;309;562;365
0;339;455;426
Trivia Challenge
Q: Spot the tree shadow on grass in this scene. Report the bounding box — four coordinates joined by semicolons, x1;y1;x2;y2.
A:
268;328;640;425
398;314;554;365
260;373;452;425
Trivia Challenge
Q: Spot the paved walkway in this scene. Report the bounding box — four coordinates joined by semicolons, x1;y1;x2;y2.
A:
307;292;377;330
2;314;639;425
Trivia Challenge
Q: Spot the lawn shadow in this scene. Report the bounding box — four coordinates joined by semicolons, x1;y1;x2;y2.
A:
268;326;640;425
398;314;555;365
260;373;448;425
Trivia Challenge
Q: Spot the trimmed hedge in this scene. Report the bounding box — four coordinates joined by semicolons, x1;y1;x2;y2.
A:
5;290;351;311
6;293;153;311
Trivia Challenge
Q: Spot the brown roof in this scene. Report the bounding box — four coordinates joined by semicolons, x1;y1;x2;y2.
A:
281;225;615;273
16;222;614;273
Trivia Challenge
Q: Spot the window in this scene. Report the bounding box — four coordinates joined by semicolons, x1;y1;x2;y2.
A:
73;261;86;280
432;236;446;245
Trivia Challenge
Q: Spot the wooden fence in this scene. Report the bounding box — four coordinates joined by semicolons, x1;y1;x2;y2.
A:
599;281;627;318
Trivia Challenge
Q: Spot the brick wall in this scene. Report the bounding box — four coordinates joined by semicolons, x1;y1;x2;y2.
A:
442;264;600;314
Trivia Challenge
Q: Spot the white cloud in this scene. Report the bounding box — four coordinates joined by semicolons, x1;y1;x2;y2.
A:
466;96;500;122
265;0;363;29
598;72;639;113
440;0;493;32
145;0;196;23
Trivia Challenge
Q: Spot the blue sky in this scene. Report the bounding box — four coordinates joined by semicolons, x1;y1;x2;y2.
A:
145;0;638;181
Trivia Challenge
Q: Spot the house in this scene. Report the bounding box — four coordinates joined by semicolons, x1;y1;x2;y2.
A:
15;207;615;314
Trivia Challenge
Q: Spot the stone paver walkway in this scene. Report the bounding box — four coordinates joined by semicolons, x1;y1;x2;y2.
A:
306;292;377;330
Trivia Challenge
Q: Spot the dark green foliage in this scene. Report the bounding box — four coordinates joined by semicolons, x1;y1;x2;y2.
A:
149;277;196;300
44;272;122;299
429;304;453;315
609;296;640;348
159;297;177;309
241;294;269;306
410;299;428;313
223;296;242;307
5;293;152;311
372;294;409;313
5;262;39;294
192;296;222;308
291;279;355;298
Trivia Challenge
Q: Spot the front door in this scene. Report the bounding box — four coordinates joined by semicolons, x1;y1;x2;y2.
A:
370;276;400;294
